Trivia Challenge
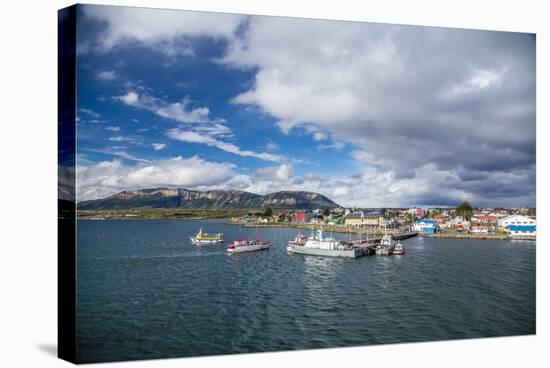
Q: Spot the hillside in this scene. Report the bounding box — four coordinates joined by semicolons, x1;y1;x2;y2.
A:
78;188;339;210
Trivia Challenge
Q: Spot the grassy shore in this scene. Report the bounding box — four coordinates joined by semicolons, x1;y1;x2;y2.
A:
77;208;250;220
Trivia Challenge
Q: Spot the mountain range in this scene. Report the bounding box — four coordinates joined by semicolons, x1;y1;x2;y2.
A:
78;188;340;210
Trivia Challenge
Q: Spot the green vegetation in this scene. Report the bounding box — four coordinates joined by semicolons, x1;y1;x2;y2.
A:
77;208;251;220
263;207;274;217
455;201;474;220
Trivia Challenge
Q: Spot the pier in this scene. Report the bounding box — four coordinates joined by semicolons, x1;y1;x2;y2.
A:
341;231;418;256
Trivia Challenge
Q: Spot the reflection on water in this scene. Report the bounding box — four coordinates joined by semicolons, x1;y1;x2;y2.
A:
76;219;536;363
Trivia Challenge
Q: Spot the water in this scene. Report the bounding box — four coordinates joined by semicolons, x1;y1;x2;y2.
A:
76;219;536;363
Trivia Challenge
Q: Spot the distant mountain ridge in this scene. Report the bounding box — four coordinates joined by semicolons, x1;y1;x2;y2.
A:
78;188;340;210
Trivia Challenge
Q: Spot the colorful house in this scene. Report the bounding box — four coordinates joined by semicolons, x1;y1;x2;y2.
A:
291;212;309;222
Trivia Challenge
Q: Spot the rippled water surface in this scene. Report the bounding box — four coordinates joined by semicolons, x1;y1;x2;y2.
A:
76;220;535;363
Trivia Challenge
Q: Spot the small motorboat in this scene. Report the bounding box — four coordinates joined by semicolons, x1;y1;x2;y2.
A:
392;241;405;255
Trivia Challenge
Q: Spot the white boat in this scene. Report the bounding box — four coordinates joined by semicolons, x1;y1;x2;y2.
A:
287;228;362;258
392;241;405;255
227;238;272;253
376;233;396;256
190;228;224;244
288;232;307;246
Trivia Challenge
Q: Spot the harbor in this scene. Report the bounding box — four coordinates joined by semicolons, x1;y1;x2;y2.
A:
189;222;418;257
76;218;536;362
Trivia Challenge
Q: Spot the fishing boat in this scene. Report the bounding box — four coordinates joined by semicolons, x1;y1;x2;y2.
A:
392;241;405;255
190;228;224;244
227;238;272;253
287;227;362;258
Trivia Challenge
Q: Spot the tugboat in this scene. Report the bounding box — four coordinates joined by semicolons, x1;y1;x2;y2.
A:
287;227;362;258
392;241;405;255
190;228;224;244
227;237;272;253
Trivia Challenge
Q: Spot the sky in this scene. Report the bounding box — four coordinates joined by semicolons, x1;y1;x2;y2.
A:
73;4;536;208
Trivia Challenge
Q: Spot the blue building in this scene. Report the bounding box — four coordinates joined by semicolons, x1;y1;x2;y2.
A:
412;219;437;234
506;225;536;237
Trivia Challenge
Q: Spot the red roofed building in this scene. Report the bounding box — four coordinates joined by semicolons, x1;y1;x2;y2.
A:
476;215;497;223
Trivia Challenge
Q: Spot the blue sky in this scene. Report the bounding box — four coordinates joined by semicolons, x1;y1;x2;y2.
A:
74;5;535;208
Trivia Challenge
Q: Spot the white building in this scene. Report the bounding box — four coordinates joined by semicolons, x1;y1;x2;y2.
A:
498;215;536;228
470;226;489;234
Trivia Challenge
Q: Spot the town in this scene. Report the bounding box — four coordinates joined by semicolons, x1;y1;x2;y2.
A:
230;202;536;240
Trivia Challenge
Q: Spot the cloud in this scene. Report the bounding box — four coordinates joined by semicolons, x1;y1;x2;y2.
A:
152;143;166;151
312;131;328;141
80;148;150;163
224;162;534;208
58;165;75;201
256;164;293;182
220;16;535;206
77;156;236;201
76;153;535;207
78;108;100;118
81;5;244;57
106;126;120;131
97;70;118;81
265;141;280;152
117;91;140;106
114;87;282;162
108;136;131;142
318;141;345;151
167;128;283;162
155;97;211;123
78;9;535;207
115;92;211;123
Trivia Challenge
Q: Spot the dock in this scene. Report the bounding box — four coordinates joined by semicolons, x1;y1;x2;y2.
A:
341;231;418;256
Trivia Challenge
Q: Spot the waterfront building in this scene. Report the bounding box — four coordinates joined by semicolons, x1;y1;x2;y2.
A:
344;211;383;228
498;215;536;228
470;226;489;234
506;225;536;237
412;219;437;234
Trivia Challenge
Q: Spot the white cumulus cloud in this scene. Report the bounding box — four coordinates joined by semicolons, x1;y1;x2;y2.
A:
77;156;236;201
152;143;166;151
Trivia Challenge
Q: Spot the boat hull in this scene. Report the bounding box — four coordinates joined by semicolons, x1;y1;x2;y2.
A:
287;244;362;258
190;237;224;244
227;242;271;253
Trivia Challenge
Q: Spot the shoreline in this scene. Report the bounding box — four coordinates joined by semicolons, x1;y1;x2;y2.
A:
419;233;536;241
79;217;535;242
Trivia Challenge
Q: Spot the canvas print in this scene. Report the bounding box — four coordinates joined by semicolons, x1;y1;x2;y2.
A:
58;4;536;364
